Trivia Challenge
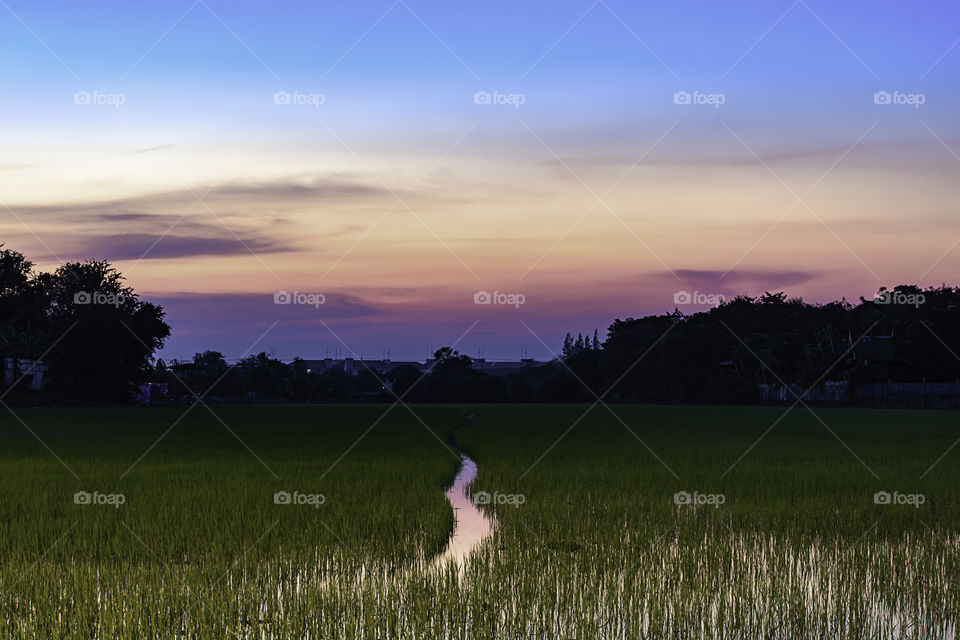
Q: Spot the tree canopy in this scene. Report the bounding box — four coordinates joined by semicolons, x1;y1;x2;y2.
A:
0;247;170;402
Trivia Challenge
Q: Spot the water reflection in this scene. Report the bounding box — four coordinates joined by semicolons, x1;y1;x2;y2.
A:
435;456;494;567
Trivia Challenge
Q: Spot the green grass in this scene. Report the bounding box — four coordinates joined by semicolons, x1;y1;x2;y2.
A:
0;404;957;638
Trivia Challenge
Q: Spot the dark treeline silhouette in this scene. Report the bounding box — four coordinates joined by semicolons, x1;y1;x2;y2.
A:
4;246;960;406
564;287;960;406
156;347;568;404
0;247;169;402
158;286;960;407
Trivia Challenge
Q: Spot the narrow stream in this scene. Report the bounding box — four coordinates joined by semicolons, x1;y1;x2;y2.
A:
434;456;494;567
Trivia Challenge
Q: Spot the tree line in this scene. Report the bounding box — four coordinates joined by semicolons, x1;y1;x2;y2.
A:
3;246;959;405
562;288;960;404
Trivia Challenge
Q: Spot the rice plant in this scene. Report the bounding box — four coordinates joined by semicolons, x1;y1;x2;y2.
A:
0;404;956;638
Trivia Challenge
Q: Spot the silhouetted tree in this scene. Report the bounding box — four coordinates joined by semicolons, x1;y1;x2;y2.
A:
0;255;170;402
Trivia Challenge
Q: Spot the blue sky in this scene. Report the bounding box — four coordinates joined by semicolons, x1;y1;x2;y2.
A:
3;0;959;361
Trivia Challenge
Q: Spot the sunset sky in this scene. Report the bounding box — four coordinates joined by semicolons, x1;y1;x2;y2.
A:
3;0;959;361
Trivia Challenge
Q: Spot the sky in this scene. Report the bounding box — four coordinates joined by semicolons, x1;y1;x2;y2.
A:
2;0;959;362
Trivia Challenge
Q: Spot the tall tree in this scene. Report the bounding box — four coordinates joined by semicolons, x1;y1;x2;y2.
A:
39;260;170;402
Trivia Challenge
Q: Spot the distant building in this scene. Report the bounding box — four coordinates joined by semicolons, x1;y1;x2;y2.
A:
470;358;539;377
134;382;169;404
2;358;48;391
290;357;546;377
295;358;427;376
852;335;911;380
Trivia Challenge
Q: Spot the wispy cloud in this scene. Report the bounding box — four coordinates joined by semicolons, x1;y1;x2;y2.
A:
73;234;292;261
672;268;818;290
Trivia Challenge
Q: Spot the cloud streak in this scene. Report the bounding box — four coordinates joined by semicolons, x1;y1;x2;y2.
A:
73;234;292;261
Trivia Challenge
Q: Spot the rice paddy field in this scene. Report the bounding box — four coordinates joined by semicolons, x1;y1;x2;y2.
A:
0;404;957;639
